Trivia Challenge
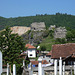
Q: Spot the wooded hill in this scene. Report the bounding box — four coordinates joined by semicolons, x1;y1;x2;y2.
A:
0;13;75;30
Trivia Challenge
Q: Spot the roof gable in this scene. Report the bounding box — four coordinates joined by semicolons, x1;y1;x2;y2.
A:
25;44;36;49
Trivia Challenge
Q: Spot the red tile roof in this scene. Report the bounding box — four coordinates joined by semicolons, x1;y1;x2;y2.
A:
51;43;75;59
25;44;36;49
31;61;38;65
31;60;48;65
46;51;52;56
42;60;48;64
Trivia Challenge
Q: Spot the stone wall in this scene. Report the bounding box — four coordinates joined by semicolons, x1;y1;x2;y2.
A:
54;27;67;39
49;25;56;30
31;22;46;31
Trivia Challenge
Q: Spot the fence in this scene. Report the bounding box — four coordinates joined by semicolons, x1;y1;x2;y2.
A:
2;64;16;75
0;51;2;74
2;57;75;75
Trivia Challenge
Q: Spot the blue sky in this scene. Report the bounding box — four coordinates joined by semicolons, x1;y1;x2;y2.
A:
0;0;75;18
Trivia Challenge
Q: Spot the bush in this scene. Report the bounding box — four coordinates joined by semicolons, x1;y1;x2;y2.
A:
49;30;54;38
42;30;49;38
55;38;66;44
31;33;33;39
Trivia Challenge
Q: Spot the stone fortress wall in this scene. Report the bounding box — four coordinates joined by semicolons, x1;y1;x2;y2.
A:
31;22;46;31
54;27;67;39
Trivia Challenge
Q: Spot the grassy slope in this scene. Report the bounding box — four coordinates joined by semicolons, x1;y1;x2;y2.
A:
39;36;55;51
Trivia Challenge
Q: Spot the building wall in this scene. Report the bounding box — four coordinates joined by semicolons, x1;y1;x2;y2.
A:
39;55;54;63
27;49;36;58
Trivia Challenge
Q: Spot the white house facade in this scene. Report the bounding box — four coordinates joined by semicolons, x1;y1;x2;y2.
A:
27;48;36;58
25;44;36;58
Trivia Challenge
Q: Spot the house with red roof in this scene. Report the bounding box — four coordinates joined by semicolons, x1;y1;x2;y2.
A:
30;60;48;67
46;51;53;63
51;43;75;65
25;44;36;58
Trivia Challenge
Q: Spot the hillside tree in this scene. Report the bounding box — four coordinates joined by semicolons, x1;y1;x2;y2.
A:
40;45;46;58
66;31;74;41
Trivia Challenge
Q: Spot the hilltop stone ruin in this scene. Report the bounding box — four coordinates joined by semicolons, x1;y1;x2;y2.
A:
49;25;56;30
31;22;46;31
54;27;67;39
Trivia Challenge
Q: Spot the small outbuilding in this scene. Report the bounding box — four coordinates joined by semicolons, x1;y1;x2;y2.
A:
25;44;36;58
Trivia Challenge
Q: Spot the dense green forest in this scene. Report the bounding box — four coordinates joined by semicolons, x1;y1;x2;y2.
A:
0;13;75;30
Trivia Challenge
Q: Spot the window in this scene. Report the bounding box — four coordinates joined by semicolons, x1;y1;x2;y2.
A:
30;54;32;56
49;60;51;62
34;28;35;30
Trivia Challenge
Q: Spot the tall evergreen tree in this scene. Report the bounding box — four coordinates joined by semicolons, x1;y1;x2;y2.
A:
0;26;25;74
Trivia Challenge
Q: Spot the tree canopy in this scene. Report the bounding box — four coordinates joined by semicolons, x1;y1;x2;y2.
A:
0;26;25;74
40;45;46;52
0;13;75;30
66;29;75;42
